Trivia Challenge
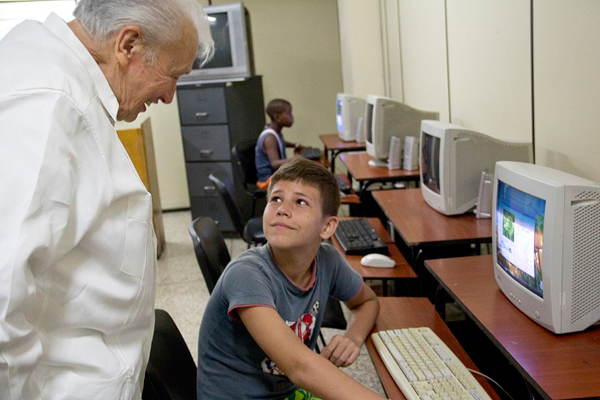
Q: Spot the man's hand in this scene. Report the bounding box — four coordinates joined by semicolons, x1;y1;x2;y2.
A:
319;334;361;367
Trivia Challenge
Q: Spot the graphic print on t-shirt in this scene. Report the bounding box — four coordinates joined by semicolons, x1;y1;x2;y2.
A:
261;301;320;375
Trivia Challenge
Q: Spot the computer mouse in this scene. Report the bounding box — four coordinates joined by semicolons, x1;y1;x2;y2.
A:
360;253;396;268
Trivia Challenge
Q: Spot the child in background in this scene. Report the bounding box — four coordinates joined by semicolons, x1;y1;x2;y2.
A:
255;98;311;190
197;158;384;400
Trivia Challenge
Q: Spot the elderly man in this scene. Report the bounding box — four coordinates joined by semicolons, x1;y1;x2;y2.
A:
0;0;213;398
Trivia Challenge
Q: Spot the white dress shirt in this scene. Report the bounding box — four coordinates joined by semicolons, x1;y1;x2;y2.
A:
0;14;156;400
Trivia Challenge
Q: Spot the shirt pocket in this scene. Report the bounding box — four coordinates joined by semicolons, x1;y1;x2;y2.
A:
120;194;152;279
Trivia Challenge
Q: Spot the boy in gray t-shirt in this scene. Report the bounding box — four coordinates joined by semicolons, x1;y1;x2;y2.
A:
197;158;383;400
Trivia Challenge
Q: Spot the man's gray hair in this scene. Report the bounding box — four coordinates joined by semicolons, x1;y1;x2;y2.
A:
73;0;214;64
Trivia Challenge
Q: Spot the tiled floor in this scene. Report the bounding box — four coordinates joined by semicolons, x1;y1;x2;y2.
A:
155;210;385;396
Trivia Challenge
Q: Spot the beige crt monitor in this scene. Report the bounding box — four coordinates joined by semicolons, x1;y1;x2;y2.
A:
420;120;533;216
365;95;439;162
336;94;366;142
493;161;600;334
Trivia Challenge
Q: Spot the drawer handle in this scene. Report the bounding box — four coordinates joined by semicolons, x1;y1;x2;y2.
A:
204;185;216;192
199;150;213;157
195;112;209;118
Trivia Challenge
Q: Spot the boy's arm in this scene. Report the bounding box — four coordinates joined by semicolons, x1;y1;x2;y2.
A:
237;306;385;400
320;283;380;367
284;140;307;151
263;134;290;170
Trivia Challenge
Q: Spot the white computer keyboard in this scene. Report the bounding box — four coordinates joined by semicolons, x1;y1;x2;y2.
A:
371;327;492;400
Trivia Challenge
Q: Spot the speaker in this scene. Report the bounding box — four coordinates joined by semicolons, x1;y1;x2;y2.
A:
355;116;365;143
388;136;402;170
475;171;493;218
402;136;419;171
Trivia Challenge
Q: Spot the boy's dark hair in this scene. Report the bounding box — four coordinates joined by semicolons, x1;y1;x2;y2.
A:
268;158;340;217
265;98;291;121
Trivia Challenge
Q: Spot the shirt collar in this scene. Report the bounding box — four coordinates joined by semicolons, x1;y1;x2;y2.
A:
44;13;119;124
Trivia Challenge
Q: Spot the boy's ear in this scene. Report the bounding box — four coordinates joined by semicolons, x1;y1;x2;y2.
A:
320;216;339;240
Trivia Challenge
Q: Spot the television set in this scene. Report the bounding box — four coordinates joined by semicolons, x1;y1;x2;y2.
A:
336;94;366;142
178;2;254;84
420;120;533;216
493;161;600;334
364;95;439;166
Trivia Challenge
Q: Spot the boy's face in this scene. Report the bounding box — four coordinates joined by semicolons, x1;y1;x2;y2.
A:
263;179;337;251
274;106;294;127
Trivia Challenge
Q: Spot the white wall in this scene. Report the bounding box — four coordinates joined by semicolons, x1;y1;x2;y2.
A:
339;0;600;182
397;0;449;121
446;0;532;141
533;0;600;180
337;0;386;98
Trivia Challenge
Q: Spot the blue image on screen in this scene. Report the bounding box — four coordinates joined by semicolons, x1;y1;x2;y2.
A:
496;181;546;297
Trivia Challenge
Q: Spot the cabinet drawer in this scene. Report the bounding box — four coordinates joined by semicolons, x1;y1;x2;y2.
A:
182;125;231;161
178;87;227;125
190;196;234;232
186;162;234;196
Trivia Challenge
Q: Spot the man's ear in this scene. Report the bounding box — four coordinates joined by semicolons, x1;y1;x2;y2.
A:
114;25;144;66
320;216;339;241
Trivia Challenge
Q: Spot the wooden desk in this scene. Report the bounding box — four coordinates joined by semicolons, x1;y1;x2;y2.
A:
340;152;420;196
319;133;366;172
373;188;491;294
425;255;600;400
331;217;416;295
336;173;360;207
373;188;491;257
366;297;500;399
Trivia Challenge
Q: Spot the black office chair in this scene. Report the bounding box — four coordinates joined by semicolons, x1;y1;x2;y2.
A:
208;173;267;248
189;216;231;294
188;217;346;349
232;140;266;218
143;309;197;400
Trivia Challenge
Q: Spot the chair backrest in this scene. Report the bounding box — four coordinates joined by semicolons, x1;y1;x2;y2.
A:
208;173;247;236
188;216;231;293
232;140;258;187
143;309;197;400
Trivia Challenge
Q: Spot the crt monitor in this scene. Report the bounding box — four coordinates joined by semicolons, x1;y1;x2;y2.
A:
179;2;254;83
336;94;366;142
420;120;533;216
364;95;439;163
493;161;600;334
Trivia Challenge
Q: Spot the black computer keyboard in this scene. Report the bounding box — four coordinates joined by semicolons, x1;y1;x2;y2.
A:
335;174;352;194
300;148;322;160
334;219;388;255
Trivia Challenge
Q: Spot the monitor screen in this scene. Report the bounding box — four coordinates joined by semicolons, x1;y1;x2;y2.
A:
193;12;233;70
495;180;545;298
365;103;374;145
421;132;441;194
336;98;343;133
179;3;252;83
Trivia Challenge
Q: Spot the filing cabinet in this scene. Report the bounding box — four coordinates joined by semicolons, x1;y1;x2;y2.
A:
177;76;265;233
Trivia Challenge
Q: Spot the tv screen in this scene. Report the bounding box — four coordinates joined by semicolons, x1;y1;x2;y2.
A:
195;12;233;70
336;98;343;133
365;103;374;145
179;2;253;83
421;133;441;195
495;181;545;298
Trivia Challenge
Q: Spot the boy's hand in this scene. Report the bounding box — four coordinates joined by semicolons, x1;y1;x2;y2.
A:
319;334;361;367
